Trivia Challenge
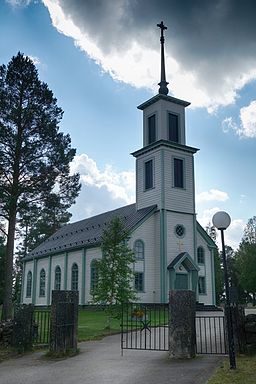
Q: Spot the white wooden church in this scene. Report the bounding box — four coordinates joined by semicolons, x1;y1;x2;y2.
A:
22;23;217;307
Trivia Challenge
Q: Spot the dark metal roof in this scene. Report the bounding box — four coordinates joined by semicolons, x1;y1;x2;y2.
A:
24;204;157;260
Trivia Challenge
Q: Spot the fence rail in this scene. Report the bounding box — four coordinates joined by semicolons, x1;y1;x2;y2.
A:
196;315;227;354
33;309;51;345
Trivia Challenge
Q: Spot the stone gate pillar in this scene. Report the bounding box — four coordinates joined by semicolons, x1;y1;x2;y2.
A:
12;304;34;352
169;290;196;359
50;290;79;355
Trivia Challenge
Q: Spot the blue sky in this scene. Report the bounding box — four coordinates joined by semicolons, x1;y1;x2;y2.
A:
1;0;256;249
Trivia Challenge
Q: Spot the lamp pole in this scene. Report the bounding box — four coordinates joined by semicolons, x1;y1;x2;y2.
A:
212;211;236;369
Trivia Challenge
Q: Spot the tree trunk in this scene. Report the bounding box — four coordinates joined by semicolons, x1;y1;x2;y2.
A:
1;208;17;320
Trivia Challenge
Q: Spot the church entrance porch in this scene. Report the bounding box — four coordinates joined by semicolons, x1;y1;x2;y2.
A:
167;252;199;294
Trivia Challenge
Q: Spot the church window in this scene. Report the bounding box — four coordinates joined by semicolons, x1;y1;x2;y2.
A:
135;272;144;292
134;240;144;260
168;113;179;143
71;263;79;291
54;266;61;290
26;271;32;298
198;276;206;294
39;269;46;297
175;224;185;238
197;247;205;264
90;260;99;292
148;114;156;144
173;157;184;188
144;159;154;190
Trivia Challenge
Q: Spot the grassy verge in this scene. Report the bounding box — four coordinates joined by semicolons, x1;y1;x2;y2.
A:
208;355;256;384
78;309;121;341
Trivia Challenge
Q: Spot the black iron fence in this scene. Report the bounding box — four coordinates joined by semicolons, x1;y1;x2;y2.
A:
121;303;169;351
33;309;51;345
196;315;227;354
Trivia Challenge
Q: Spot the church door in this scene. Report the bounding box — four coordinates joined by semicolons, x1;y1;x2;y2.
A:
175;273;188;290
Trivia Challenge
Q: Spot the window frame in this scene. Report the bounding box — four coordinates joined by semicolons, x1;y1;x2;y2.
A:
198;276;206;295
90;260;99;292
39;268;46;297
134;271;144;292
71;263;79;291
26;271;32;298
134;240;144;260
168;112;179;143
173;156;185;189
197;246;205;265
144;158;154;190
147;113;156;144
54;266;62;290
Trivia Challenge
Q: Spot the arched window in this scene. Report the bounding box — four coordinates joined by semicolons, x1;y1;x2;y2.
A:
134;240;144;260
71;263;78;291
26;271;32;298
54;266;61;290
197;247;205;264
90;260;99;292
39;269;46;297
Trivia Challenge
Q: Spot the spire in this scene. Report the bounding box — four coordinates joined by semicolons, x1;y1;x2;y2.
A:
157;21;169;95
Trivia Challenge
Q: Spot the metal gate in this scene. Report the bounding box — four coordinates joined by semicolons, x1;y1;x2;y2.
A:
195;315;227;355
121;303;169;351
121;303;227;355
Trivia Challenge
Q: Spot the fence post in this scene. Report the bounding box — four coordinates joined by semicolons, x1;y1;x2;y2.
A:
49;290;79;355
169;290;196;359
12;304;34;352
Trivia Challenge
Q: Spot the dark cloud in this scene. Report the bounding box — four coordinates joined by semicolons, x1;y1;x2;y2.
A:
46;0;256;107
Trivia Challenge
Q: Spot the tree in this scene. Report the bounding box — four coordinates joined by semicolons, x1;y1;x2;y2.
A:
91;217;136;317
0;53;81;320
235;242;256;305
0;236;6;305
243;216;256;244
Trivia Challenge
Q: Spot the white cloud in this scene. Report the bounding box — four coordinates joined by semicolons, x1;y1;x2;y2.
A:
6;0;32;7
222;100;256;138
196;189;229;204
42;0;256;112
70;154;135;206
28;55;41;65
197;207;245;250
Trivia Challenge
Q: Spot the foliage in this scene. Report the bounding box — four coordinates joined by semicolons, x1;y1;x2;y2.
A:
235;242;256;303
91;217;136;317
205;222;217;242
243;216;256;244
213;248;223;305
0;53;80;319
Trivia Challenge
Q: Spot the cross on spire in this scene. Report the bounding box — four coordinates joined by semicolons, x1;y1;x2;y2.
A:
157;21;169;95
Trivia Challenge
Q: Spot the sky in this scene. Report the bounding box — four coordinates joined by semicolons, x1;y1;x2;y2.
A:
1;0;256;250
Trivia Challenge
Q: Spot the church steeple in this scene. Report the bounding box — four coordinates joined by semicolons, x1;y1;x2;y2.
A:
157;21;169;96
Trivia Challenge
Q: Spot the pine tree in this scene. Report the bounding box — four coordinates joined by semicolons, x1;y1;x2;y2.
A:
0;53;81;319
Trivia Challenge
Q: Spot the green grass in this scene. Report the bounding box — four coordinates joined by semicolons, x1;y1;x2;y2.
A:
78;309;121;341
208;355;256;384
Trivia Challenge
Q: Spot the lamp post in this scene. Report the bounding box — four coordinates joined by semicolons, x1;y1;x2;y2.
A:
212;211;236;369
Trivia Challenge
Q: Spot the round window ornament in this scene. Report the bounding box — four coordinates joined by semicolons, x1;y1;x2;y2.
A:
175;224;185;238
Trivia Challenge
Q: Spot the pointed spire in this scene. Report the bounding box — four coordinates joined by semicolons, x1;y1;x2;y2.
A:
157;21;169;95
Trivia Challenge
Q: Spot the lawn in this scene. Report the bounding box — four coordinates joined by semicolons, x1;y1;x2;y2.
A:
78;309;121;341
208;355;256;384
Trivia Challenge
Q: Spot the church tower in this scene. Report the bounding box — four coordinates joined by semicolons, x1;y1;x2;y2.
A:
132;22;199;302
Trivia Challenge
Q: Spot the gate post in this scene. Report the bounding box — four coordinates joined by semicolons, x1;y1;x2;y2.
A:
169;290;196;359
12;304;34;352
49;290;79;355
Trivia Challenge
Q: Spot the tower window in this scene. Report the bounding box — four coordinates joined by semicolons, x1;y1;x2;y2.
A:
144;159;154;190
148;114;156;144
168;113;179;143
173;158;184;188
